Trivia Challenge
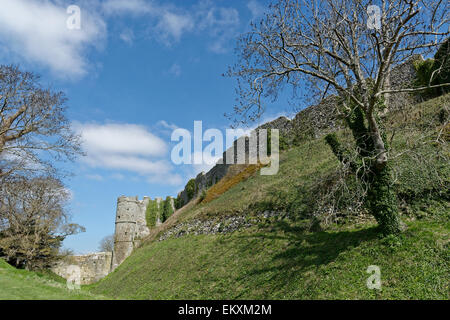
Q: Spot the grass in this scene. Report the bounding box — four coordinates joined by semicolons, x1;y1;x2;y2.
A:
2;94;449;300
202;163;264;204
91;217;449;299
90;94;449;300
0;259;106;300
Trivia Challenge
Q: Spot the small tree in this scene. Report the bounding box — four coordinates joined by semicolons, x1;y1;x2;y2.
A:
228;0;449;235
98;234;114;252
0;176;84;270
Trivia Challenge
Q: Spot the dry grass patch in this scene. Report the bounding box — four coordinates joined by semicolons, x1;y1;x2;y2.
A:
202;164;264;204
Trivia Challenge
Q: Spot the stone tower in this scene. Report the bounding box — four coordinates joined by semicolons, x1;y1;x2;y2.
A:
111;196;150;271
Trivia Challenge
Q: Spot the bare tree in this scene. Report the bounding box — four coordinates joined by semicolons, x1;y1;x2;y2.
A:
0;65;83;179
228;0;449;234
98;234;114;252
0;175;85;270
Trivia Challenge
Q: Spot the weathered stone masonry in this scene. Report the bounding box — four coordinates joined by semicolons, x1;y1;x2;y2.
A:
111;196;151;270
53;196;152;284
52;252;112;285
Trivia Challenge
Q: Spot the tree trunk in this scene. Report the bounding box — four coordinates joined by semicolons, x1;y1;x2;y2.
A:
366;164;402;235
367;111;388;169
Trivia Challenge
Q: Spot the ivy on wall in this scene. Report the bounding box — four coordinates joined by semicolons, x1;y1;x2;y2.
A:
145;200;159;228
161;196;174;223
185;179;196;202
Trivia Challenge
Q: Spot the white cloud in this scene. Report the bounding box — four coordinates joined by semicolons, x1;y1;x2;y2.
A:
0;0;106;78
86;174;104;181
110;173;125;180
103;0;194;45
102;0;152;14
247;0;266;20
119;28;134;45
74;122;183;186
157;12;195;42
196;2;240;53
102;0;239;51
157;120;179;131
147;173;183;186
168;63;182;77
77;123;167;157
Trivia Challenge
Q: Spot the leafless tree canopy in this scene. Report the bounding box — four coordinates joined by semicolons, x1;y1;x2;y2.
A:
0;65;83;179
98;234;114;252
229;0;448;167
0;176;85;270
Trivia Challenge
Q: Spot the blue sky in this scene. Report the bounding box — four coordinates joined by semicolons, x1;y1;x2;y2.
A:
0;0;295;253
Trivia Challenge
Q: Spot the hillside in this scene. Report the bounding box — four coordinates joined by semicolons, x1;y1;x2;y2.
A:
0;259;105;300
90;94;450;300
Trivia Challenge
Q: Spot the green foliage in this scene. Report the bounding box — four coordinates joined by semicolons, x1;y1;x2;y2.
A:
413;58;439;99
324;133;347;164
199;190;207;202
432;38;450;94
366;165;402;235
161;197;174;223
325;93;402;234
175;194;183;209
185;179;196;201
266;129;290;153
413;39;450;98
146;200;159;228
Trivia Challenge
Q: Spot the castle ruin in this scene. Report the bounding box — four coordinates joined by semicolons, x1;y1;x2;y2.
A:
111;196;151;270
53;195;160;284
52;56;421;285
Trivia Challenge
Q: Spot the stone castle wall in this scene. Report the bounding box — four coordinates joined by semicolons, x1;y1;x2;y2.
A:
111;196;150;270
52;252;112;285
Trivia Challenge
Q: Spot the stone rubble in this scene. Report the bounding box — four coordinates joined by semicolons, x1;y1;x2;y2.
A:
158;211;290;241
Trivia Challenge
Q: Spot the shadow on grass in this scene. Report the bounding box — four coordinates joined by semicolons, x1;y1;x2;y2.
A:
234;220;380;297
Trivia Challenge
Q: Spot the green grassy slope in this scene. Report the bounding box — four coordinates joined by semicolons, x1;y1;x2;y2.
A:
90;94;449;300
91;218;449;299
0;259;104;300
